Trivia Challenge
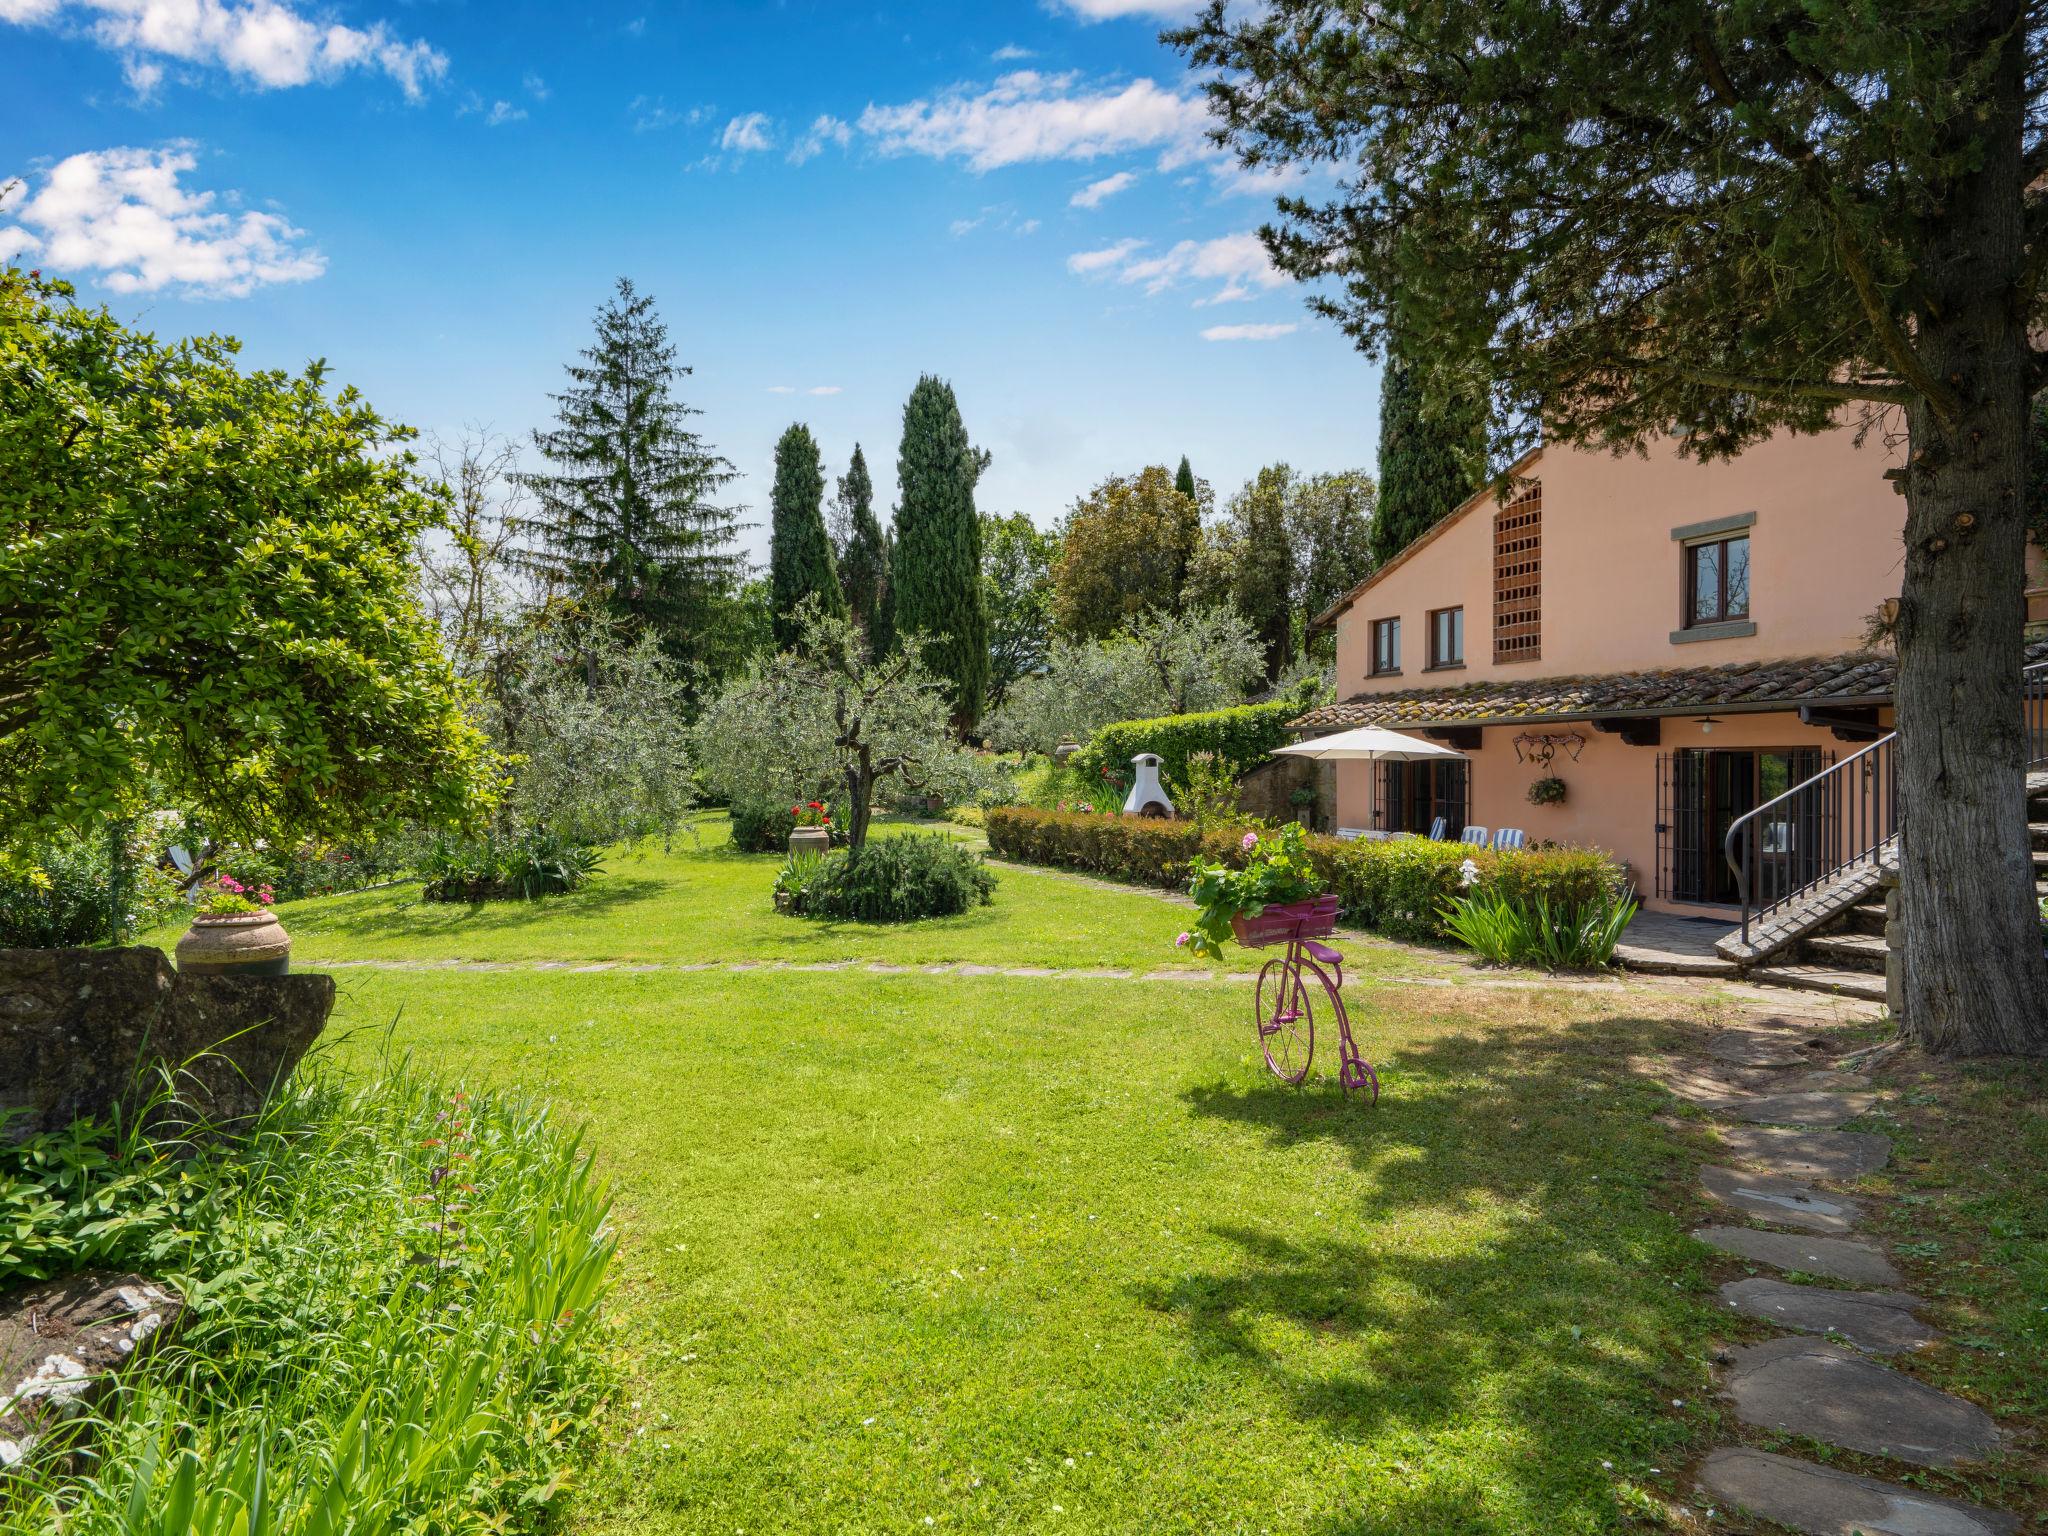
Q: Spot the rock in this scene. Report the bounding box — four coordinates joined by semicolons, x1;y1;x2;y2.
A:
1692;1225;1902;1285
1702;1089;1876;1128
1699;1166;1866;1233
0;947;333;1143
1723;1336;2003;1467
1719;1278;1936;1355
1712;1125;1891;1179
0;1272;183;1467
1697;1447;2019;1535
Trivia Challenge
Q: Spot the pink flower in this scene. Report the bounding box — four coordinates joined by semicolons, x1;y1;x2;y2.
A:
1241;832;1259;852
1175;932;1190;947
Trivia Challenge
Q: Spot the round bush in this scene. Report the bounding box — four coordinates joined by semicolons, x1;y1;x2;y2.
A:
791;833;997;922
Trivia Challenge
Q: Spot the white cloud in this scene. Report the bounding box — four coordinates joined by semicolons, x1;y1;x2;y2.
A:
788;114;851;165
1051;0;1201;17
1201;321;1296;341
949;215;983;237
1070;169;1135;208
2;0;446;99
991;43;1033;61
1067;230;1286;305
859;70;1206;172
522;71;547;100
766;384;796;394
484;99;525;126
720;112;775;153
806;385;842;396
630;96;711;133
0;145;324;296
1015;217;1040;236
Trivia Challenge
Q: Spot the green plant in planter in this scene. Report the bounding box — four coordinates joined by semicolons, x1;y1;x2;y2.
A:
1181;822;1322;960
1527;775;1568;806
195;874;275;916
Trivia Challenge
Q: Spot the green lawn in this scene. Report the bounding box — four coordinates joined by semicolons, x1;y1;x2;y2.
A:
142;815;1467;982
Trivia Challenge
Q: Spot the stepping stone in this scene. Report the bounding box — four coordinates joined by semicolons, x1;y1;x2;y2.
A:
1697;1447;2020;1535
1707;1023;1834;1068
1700;1166;1865;1233
1713;1124;1890;1179
1707;1089;1876;1128
864;963;911;974
1692;1226;1901;1285
1724;1336;2003;1467
1003;967;1058;978
955;964;1003;976
1720;1278;1936;1355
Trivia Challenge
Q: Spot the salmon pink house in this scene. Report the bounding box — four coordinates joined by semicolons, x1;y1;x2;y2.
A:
1295;425;1929;917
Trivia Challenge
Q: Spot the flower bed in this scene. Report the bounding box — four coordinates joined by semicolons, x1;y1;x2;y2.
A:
984;806;1623;942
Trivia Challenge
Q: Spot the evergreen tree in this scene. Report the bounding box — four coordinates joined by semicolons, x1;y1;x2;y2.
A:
1229;464;1296;684
1174;455;1197;502
893;376;989;732
836;444;893;653
514;278;743;671
768;423;843;647
1371;339;1481;568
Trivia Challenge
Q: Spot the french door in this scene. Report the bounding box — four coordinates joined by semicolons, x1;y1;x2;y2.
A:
1658;748;1828;904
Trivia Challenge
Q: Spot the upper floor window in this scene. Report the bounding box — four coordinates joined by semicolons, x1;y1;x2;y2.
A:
1371;616;1402;675
1428;606;1464;668
1686;534;1750;627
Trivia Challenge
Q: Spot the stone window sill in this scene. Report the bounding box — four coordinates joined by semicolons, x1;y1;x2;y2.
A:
1671;620;1757;645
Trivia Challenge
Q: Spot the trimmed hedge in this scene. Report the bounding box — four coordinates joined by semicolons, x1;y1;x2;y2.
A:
1069;697;1305;788
985;806;1624;943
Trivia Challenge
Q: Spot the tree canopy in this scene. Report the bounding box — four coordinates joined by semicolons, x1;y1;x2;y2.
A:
768;422;844;646
1052;465;1202;639
892;376;988;730
1175;0;2048;1054
981;511;1059;711
1372;343;1479;569
0;270;497;858
836;444;893;654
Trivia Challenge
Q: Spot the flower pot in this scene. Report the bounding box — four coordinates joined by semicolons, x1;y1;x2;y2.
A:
1230;894;1340;950
788;826;831;859
772;889;797;914
175;911;291;977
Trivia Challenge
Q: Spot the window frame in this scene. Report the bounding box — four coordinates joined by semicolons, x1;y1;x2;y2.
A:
1369;616;1402;676
1426;605;1465;670
1684;533;1751;628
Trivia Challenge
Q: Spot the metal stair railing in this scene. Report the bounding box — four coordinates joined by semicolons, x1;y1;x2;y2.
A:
1725;659;2048;949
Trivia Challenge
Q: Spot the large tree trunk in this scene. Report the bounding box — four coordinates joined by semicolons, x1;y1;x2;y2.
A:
1894;0;2048;1056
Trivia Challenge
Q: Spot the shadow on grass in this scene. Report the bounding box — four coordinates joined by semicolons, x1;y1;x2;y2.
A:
288;876;671;942
1154;1008;1707;1533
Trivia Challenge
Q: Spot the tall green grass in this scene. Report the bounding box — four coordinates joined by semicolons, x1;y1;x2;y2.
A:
1;1062;615;1535
1438;887;1640;969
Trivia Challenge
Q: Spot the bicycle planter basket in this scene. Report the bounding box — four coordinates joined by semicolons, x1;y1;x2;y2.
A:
1230;893;1339;949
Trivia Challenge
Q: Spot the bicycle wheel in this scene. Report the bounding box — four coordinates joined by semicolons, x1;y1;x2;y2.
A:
1303;963;1378;1105
1254;957;1314;1084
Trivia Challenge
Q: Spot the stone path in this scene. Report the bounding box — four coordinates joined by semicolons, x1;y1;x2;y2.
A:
1648;1013;2023;1533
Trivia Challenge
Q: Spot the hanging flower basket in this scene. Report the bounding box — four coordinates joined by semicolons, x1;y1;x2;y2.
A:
1527;775;1568;806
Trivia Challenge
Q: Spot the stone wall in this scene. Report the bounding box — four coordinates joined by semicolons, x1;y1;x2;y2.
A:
1237;755;1325;829
0;947;333;1142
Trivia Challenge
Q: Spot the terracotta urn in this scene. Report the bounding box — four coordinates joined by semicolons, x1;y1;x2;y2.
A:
788;825;832;859
175;911;292;977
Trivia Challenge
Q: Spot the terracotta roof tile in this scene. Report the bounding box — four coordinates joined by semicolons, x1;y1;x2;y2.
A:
1289;644;2048;731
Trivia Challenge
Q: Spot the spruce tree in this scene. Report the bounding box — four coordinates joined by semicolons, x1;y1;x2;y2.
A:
1370;340;1481;568
514;278;743;669
836;444;893;653
893;375;988;731
768;423;843;647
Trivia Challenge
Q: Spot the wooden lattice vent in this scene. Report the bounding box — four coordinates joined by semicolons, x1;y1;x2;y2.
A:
1492;481;1542;663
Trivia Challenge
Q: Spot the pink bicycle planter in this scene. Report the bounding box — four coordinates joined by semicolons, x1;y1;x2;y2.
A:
1232;894;1379;1103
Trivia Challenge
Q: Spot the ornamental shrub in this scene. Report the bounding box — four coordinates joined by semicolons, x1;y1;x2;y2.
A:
984;807;1623;943
1070;695;1307;788
792;833;997;922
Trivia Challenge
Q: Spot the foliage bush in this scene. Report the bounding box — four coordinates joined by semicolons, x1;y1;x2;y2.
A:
0;1063;614;1533
985;806;1623;943
419;823;603;902
1069;690;1316;789
1440;887;1640;969
729;799;850;854
1183;823;1322;959
786;833;997;922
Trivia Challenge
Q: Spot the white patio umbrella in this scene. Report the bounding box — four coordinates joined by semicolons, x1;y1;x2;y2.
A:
1272;725;1468;835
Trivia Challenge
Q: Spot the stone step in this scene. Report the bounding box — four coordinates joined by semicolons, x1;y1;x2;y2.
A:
1718;1278;1934;1354
1710;1124;1891;1180
1693;1225;1901;1285
1697;1447;2020;1536
1700;1167;1865;1234
2033;821;2048;851
1746;962;1888;1004
1715;853;1890;965
1846;901;1888;938
1802;931;1888;972
1723;1336;2004;1467
1694;1086;1876;1129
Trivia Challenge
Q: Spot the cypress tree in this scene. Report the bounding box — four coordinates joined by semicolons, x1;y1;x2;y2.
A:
1230;464;1296;683
893;375;988;731
514;279;743;667
836;444;893;653
1370;339;1481;568
1174;455;1197;502
768;423;843;646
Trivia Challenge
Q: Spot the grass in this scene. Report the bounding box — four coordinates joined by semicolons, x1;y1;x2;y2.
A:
312;965;1724;1534
136;813;1471;983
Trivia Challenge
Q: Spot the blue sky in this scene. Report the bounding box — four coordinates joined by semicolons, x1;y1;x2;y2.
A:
1;0;1384;558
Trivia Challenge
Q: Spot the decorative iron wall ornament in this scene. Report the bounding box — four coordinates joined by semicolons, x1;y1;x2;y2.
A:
1511;730;1586;768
